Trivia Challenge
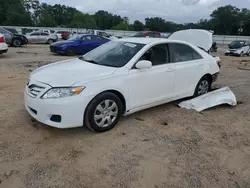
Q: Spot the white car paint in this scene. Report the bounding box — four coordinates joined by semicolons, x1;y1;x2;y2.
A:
0;33;8;54
179;87;237;112
24;36;220;129
169;29;213;52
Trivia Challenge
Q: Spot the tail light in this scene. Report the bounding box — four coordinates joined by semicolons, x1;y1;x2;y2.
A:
0;36;5;43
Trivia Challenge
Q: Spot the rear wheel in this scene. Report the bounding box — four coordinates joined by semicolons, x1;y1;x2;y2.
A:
194;76;211;97
84;92;123;132
12;39;22;47
66;47;76;56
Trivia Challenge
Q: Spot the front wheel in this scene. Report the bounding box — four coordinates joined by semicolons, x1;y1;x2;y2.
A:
12;39;22;47
194;76;211;97
66;47;76;56
84;92;123;132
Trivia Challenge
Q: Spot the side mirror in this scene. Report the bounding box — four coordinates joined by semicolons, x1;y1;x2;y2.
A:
135;60;152;69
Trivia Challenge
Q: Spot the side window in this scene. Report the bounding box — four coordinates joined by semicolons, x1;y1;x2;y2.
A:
0;29;9;34
146;32;155;38
41;32;49;36
154;32;161;38
244;41;249;46
97;31;101;36
169;43;203;63
81;36;92;41
139;44;168;66
30;32;40;36
101;32;110;38
92;36;104;41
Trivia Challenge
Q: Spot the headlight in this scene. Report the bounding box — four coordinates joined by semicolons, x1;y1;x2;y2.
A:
42;87;85;99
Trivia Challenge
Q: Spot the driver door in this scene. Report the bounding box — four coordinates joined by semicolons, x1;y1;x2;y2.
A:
79;35;93;54
127;43;175;110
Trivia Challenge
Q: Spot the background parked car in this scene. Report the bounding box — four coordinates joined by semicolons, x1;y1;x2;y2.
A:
225;40;250;57
38;29;55;34
50;34;110;56
86;29;117;40
26;31;58;44
0;27;28;47
132;31;162;38
0;33;8;54
55;31;72;40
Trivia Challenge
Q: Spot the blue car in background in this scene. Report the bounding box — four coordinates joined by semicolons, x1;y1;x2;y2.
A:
50;34;110;56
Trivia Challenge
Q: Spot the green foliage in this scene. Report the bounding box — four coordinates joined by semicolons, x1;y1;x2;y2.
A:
68;12;97;29
112;23;129;30
133;20;144;31
1;2;250;35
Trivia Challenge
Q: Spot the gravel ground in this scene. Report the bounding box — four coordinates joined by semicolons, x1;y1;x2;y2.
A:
0;45;249;188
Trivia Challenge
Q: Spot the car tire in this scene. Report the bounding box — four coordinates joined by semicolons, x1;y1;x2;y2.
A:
12;39;22;47
193;75;211;97
84;92;123;132
47;39;54;45
66;47;76;56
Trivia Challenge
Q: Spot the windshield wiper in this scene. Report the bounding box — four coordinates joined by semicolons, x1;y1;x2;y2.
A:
78;56;99;65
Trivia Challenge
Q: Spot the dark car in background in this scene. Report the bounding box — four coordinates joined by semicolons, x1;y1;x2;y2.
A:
50;34;110;56
132;31;162;38
0;27;28;47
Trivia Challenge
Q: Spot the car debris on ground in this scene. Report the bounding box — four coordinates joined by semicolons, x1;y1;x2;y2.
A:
178;87;237;112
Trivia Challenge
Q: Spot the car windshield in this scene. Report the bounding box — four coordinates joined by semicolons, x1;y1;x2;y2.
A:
80;41;145;67
230;41;245;48
4;28;18;34
67;35;81;41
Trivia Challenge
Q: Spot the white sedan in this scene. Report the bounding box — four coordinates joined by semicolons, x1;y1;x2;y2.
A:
0;33;8;54
24;30;220;132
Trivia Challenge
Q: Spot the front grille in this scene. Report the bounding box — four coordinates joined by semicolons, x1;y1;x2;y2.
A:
50;46;61;52
27;84;46;97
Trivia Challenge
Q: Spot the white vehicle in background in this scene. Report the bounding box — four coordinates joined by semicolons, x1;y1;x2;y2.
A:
0;33;8;54
38;29;55;34
24;29;220;132
86;29;117;40
225;40;250;57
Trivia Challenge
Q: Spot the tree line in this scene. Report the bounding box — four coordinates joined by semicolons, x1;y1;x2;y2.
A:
1;0;250;35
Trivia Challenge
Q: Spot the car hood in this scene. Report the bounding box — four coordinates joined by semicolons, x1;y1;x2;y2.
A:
30;58;116;86
51;40;75;46
169;29;213;51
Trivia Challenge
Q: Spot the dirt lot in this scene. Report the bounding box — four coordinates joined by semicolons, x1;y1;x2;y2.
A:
0;45;250;188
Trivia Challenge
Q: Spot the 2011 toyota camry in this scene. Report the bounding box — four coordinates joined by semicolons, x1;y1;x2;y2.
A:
24;29;220;132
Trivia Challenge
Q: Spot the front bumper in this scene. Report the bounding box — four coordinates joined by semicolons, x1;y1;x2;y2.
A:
24;85;93;129
225;51;241;56
50;46;65;55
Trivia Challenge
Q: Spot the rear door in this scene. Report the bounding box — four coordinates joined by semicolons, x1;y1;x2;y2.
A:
168;42;205;97
40;32;49;43
28;32;41;43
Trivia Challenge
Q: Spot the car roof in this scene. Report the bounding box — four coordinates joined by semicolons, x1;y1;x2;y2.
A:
117;37;175;44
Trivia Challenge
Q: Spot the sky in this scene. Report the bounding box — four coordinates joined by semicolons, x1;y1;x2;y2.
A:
41;0;250;23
